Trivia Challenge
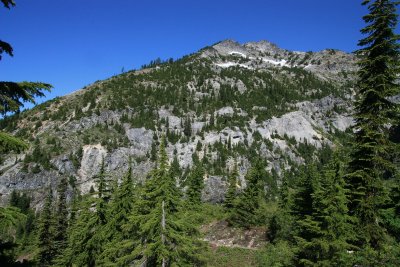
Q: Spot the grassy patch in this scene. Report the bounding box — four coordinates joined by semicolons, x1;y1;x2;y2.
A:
205;246;260;267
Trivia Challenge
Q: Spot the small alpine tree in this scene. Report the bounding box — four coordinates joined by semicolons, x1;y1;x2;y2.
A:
186;162;205;206
224;162;239;211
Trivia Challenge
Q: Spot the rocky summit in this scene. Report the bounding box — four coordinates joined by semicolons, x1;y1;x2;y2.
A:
0;39;358;207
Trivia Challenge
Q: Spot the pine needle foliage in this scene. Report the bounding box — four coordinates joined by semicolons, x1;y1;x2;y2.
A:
346;0;400;250
229;160;264;228
37;189;56;267
132;137;206;266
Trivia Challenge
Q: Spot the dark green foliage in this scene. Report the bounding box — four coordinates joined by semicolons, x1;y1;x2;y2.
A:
96;159;111;225
37;190;56;267
100;163;137;265
54;177;68;259
286;158;355;266
58;162;110;266
183;116;192;137
268;171;294;243
9;190;31;214
23;146;53;170
170;153;181;178
186;163;205;205
346;0;400;250
229;161;264;228
0;132;28;153
290;165;321;265
381;178;400;242
310;157;354;266
224;162;238;211
57;196;102;267
0;206;26;266
0;82;52;115
132;137;206;266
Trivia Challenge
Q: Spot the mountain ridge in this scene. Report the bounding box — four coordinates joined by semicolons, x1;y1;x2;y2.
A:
0;39;357;208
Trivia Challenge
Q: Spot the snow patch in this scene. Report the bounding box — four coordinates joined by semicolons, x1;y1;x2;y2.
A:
229;51;247;58
215;62;253;70
262;58;289;67
215;107;235;116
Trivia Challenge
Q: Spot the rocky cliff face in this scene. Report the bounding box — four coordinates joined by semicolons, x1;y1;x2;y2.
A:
0;39;357;207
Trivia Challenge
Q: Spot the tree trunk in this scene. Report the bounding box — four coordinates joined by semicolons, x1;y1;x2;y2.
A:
161;200;166;267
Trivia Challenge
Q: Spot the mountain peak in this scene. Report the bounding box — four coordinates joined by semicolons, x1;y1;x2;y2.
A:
244;40;280;53
211;39;248;56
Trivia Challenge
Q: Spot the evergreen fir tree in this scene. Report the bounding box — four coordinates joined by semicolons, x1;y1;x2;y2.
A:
268;170;294;243
100;162;137;265
291;165;322;266
57;197;100;267
96;158;110;226
183;116;191;137
37;189;56;267
132;137;205;266
170;153;181;179
229;160;264;228
346;0;400;250
223;162;238;211
290;159;355;266
58;161;110;267
381;177;400;242
315;157;354;266
186;162;205;206
54;177;68;259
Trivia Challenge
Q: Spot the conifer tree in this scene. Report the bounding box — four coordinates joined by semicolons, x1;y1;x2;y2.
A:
100;162;137;265
224;162;238;211
229;160;264;228
268;170;294;243
170;153;181;179
54;177;68;259
58;161;110;267
291;165;322;266
0;1;52;153
183;116;192;137
96;159;110;226
381;177;400;242
315;157;354;266
57;197;99;267
0;206;27;265
132;137;205;266
186;162;205;206
290;158;355;266
37;189;56;267
346;0;400;251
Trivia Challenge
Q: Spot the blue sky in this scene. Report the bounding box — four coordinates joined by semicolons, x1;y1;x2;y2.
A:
0;0;397;105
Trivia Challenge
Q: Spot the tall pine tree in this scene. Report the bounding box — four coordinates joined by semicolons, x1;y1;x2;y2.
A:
291;165;322;266
100;162;137;265
54;177;68;259
346;0;400;251
37;189;56;267
132;137;205;266
58;160;110;267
